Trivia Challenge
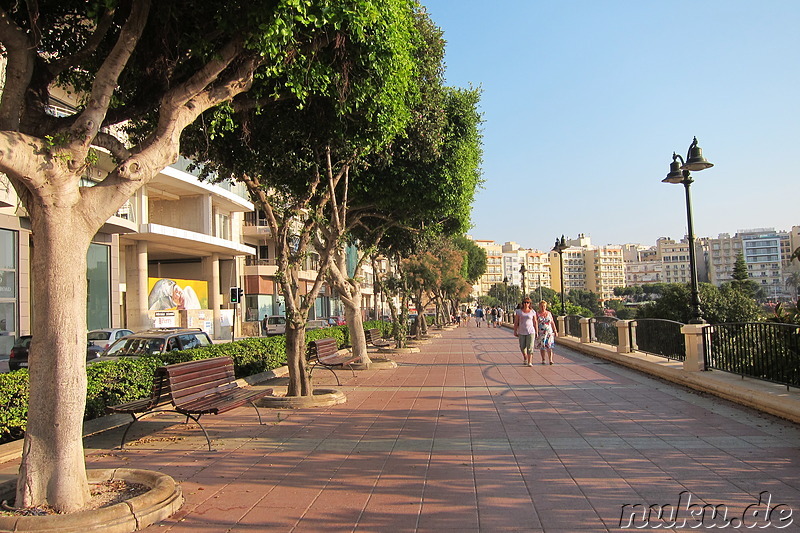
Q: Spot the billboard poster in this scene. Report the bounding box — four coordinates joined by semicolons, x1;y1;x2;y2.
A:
148;277;209;310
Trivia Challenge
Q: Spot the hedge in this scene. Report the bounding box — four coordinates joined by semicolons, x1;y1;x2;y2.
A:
0;324;365;445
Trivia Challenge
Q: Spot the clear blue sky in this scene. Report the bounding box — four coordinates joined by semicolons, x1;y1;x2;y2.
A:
423;0;799;252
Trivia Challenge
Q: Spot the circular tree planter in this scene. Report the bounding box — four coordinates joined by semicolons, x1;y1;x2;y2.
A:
0;468;183;533
348;357;397;371
256;388;346;409
380;346;420;354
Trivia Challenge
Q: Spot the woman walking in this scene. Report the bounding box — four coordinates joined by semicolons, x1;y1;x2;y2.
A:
513;298;538;366
535;300;557;364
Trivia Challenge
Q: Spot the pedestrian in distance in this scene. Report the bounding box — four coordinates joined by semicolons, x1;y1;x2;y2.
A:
496;306;504;327
535;300;557;364
489;306;497;327
467;307;473;326
474;306;484;327
513;298;538;366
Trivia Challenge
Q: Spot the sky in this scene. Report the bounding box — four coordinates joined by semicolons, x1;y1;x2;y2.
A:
422;0;800;252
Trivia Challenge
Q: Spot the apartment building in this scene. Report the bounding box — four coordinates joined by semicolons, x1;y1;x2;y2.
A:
621;244;662;286
704;228;795;298
585;245;625;301
548;234;624;301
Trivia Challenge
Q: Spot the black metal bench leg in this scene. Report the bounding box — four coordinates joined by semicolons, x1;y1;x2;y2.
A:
182;413;213;451
310;365;341;386
118;413;141;449
249;400;264;425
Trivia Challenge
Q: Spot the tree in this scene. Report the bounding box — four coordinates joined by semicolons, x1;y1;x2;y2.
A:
637;283;763;324
182;0;424;393
728;252;762;299
0;0;419;512
453;235;487;284
567;289;602;316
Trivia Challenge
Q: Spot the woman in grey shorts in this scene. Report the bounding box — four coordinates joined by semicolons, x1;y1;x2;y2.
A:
513;298;538;366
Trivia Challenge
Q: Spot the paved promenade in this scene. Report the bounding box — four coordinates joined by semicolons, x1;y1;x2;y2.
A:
10;325;800;531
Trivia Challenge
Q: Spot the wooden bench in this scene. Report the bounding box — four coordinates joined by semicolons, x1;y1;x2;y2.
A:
307;338;359;385
365;328;393;348
107;356;273;451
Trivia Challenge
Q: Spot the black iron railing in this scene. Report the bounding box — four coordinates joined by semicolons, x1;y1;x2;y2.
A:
591;317;619;346
564;315;582;337
704;322;800;389
632;319;685;361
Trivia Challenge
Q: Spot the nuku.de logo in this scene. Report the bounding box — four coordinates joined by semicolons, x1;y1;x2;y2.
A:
619;491;793;529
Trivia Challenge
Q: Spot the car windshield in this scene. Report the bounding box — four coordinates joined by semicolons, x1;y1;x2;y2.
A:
105;337;165;356
87;331;111;341
13;336;31;348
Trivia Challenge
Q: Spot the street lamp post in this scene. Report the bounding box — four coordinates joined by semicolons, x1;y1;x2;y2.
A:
537;271;542;303
519;264;527;300
553;236;567;316
662;137;713;324
503;276;509;317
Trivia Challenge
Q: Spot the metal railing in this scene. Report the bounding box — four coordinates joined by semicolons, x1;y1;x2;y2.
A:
245;257;277;266
704;322;800;389
564;315;582;337
632;319;685;361
591;316;619;346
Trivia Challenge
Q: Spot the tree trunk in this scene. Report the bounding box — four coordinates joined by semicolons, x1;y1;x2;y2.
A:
285;323;311;396
342;295;371;367
16;209;91;512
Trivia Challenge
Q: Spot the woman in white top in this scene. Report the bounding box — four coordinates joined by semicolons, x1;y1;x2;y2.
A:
513;298;539;367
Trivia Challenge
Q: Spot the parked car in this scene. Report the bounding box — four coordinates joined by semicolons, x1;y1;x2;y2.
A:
262;315;287;336
306;319;329;331
97;328;212;359
87;328;134;351
8;335;103;371
328;316;346;326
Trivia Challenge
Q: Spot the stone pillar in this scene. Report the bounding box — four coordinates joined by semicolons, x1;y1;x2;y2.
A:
682;323;708;372
629;320;639;351
126;241;150;331
556;315;566;337
205;253;221;339
579;317;591;343
616;320;632;353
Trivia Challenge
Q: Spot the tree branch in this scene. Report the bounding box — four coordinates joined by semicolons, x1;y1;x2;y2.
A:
48;7;116;78
0;7;35;130
92;131;132;162
68;0;150;154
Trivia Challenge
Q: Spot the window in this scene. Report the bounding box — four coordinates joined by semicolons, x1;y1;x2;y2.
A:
87;243;110;330
0;229;16;357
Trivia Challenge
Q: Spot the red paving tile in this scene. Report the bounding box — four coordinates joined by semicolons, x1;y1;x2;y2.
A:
4;324;800;532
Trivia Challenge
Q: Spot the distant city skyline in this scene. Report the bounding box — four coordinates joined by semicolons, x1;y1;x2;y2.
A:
469;222;799;253
422;0;800;252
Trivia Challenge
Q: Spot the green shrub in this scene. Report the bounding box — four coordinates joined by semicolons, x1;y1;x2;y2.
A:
0;370;29;443
0;327;360;444
85;357;164;419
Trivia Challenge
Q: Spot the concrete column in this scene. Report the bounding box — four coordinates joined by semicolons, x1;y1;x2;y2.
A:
616;320;632;353
579;317;591;343
556;315;566;337
208;253;221;338
629;320;639;351
682;323;707;372
125;241;149;331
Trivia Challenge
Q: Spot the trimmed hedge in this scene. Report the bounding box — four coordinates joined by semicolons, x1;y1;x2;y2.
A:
0;325;357;445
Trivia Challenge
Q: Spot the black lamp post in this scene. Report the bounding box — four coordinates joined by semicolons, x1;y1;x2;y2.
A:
519;263;527;300
503;276;509;316
662;137;713;324
553;236;567;315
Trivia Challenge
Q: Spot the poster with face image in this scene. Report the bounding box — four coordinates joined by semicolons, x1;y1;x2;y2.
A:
147;278;209;310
